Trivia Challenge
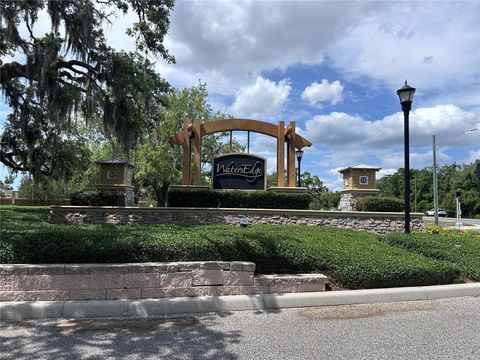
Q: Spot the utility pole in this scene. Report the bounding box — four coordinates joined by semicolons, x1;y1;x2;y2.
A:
432;135;439;226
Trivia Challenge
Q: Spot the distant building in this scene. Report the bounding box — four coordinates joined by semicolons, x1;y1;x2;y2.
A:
338;167;381;211
96;160;136;206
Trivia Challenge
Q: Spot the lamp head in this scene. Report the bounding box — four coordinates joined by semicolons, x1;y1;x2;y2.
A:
397;80;416;111
295;149;304;160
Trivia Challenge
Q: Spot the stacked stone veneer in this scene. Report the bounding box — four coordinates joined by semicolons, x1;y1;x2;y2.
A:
49;207;424;234
0;262;329;302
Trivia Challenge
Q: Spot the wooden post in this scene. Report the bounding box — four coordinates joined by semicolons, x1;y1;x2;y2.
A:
276;121;285;187
193;118;202;186
287;121;296;187
182;119;191;185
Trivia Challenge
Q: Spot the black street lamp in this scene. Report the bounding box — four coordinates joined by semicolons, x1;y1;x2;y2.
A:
397;80;416;234
295;149;304;187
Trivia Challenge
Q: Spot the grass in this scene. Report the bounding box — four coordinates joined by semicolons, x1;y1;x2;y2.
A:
0;206;462;289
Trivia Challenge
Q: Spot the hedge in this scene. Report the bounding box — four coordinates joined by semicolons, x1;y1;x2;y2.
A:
168;189;312;209
356;196;405;212
70;191;125;206
1;207;461;289
384;231;480;281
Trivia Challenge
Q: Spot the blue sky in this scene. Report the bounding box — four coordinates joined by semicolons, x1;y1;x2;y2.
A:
1;0;479;191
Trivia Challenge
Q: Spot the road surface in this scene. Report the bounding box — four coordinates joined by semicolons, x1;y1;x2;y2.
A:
1;296;479;360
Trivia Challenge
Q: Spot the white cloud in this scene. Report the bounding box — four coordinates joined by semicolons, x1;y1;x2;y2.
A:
323;176;343;192
303;105;479;151
228;77;291;119
329;2;480;94
465;149;480;164
154;1;382;94
301;80;344;106
377;168;397;179
379;151;451;170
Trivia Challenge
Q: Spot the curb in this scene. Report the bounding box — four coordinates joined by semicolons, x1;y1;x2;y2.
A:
1;283;479;321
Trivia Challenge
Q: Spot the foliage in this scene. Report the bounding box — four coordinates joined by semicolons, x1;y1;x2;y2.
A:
167;189;312;209
0;205;48;222
384;231;480;281
356;196;405;212
377;161;480;217
0;175;14;190
309;191;341;210
135;83;244;206
0;0;173;179
70;191;125;206
268;171;329;209
18;175;65;200
1;206;461;288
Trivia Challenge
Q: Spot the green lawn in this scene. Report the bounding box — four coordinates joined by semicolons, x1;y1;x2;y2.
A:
0;205;463;289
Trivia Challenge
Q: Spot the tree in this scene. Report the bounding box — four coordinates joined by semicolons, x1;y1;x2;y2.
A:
376;161;480;217
310;191;341;210
135;83;243;206
300;171;327;197
1;0;174;179
0;174;14;190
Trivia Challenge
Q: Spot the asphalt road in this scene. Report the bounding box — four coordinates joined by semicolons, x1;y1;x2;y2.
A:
1;296;479;360
423;216;480;226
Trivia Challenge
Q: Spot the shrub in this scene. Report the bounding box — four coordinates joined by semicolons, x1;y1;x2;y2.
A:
167;189;312;209
70;191;125;206
0;208;461;289
384;231;480;281
356;196;404;212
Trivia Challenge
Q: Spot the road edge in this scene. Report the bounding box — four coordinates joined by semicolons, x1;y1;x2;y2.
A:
1;283;479;321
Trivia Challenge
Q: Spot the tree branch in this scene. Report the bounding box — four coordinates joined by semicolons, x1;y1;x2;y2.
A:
0;62;31;83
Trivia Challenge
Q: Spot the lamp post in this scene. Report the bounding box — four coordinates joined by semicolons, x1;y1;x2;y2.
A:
295;149;304;187
432;128;478;225
397;80;416;234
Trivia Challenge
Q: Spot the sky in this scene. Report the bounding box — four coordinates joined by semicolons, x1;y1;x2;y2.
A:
1;0;479;191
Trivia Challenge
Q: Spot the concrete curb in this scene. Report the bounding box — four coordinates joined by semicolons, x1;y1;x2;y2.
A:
1;283;479;321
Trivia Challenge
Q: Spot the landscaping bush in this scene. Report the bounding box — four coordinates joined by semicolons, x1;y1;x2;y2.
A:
70;191;125;206
384;231;480;281
0;206;461;289
0;205;48;222
168;189;312;209
356;196;404;212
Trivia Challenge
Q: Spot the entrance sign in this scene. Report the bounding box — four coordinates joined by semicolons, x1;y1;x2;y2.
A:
212;154;266;190
169;118;312;188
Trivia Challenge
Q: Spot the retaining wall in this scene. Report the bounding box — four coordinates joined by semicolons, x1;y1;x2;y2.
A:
49;206;424;234
0;262;328;302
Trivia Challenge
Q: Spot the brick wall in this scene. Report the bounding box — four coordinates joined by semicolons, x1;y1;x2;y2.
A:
49;207;424;234
0;262;328;302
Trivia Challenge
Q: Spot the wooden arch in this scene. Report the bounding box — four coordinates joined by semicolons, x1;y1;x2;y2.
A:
169;118;312;187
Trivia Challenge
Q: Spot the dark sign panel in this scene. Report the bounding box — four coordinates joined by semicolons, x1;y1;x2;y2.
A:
212;153;266;190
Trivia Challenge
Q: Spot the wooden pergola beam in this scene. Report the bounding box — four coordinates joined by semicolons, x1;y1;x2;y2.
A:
168;118;312;187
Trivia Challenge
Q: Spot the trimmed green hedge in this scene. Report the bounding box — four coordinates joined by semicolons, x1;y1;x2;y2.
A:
0;206;48;222
70;191;125;206
168;189;312;209
356;196;405;212
1;206;461;289
384;232;480;281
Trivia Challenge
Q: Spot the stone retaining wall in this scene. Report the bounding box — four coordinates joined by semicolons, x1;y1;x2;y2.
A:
0;262;329;302
49;207;424;234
